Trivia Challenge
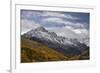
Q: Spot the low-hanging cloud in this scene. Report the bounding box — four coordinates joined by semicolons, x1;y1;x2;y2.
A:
21;19;41;34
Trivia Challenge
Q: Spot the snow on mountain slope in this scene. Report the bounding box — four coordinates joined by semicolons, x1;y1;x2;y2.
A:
22;26;89;56
47;25;89;46
23;26;74;45
23;26;89;48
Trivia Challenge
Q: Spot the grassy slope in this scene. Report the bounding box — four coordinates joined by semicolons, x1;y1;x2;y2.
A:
21;37;89;63
21;37;69;63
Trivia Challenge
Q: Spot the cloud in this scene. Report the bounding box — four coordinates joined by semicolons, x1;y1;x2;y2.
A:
42;12;66;17
42;12;80;20
21;10;80;20
42;17;68;24
21;10;43;19
42;17;86;29
21;10;89;35
21;19;41;34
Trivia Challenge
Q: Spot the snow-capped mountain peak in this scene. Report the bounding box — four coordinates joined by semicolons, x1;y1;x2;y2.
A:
23;27;75;45
34;26;48;32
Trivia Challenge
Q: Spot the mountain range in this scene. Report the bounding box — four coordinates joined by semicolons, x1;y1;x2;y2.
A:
21;26;89;62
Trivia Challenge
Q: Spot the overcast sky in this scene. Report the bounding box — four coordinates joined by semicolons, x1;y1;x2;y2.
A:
21;9;89;34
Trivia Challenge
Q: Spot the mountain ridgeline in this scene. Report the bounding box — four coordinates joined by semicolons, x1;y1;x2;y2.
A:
21;26;90;63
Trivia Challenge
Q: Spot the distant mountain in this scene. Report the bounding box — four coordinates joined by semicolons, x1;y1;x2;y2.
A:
22;26;89;56
48;26;89;46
